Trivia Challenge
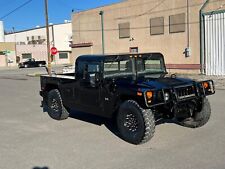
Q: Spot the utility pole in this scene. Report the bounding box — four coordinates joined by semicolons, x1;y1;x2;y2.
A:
99;11;105;55
12;27;18;63
44;0;51;75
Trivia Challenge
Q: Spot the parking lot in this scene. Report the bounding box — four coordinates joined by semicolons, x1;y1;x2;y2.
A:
0;67;225;169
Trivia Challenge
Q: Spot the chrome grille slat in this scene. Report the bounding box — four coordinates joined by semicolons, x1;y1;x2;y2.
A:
176;85;195;100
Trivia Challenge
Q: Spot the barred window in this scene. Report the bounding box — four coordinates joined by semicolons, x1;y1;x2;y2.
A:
119;22;130;39
22;53;32;59
59;53;68;59
150;17;164;35
169;13;186;33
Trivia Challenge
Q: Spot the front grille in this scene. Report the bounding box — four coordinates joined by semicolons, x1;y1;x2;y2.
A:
176;85;195;100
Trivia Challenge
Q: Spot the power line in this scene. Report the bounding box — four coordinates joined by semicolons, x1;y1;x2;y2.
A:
116;0;166;20
72;16;225;33
0;0;34;20
56;0;83;12
74;0;222;24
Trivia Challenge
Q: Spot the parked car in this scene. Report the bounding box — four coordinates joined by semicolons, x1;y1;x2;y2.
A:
40;53;215;145
18;58;46;68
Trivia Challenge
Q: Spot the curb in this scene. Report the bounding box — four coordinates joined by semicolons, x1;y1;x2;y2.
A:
26;73;43;77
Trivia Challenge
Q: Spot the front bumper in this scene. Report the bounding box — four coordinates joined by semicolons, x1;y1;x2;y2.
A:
145;80;215;108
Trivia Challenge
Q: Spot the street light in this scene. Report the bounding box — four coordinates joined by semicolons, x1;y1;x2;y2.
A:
99;11;105;55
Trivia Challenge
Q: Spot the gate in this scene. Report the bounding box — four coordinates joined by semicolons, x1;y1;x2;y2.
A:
204;11;225;75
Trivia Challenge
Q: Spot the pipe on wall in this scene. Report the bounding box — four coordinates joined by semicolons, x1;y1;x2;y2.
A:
199;0;210;74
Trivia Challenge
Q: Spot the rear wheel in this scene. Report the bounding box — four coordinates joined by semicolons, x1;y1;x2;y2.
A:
117;100;155;145
177;98;211;128
47;89;69;120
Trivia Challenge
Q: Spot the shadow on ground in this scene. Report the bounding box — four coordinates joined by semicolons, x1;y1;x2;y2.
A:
69;109;120;138
69;109;176;142
33;167;49;169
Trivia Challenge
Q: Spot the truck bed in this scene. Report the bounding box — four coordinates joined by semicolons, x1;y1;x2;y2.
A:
41;73;75;80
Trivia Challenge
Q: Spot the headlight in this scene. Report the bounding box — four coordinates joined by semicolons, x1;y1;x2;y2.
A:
201;81;215;95
164;92;170;101
202;82;209;89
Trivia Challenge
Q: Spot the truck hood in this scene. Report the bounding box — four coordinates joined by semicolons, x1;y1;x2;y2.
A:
138;77;194;89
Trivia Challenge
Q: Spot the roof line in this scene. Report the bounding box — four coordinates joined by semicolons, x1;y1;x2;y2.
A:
5;22;71;35
72;0;128;14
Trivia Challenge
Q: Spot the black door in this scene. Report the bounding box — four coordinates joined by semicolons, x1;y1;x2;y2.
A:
76;62;103;115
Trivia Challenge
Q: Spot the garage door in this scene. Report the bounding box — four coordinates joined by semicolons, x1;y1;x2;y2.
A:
204;11;225;75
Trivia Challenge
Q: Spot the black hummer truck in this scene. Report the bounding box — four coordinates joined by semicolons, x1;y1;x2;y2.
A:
40;53;215;145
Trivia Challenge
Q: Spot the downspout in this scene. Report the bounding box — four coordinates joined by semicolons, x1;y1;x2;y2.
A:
200;0;209;74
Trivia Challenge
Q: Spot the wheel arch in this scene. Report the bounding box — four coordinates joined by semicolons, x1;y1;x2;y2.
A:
111;95;144;119
44;84;59;92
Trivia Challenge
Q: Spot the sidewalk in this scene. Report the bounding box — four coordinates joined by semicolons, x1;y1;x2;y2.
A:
0;66;18;71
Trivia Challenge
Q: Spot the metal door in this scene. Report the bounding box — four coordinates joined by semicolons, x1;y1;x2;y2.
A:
204;11;225;75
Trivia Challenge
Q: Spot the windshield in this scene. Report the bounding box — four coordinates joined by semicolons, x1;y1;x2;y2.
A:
103;54;166;78
104;56;133;78
136;54;166;76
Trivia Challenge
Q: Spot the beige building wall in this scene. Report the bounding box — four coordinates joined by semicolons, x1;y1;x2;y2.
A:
16;44;47;62
71;0;225;73
16;44;71;65
0;42;16;67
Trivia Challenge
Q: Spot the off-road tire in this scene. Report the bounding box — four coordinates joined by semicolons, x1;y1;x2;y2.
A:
177;98;211;128
47;89;69;120
117;100;155;145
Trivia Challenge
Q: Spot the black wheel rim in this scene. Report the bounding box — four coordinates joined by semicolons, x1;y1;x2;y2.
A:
123;112;139;133
50;98;60;112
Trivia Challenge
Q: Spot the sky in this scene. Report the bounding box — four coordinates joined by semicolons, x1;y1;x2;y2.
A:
0;0;122;32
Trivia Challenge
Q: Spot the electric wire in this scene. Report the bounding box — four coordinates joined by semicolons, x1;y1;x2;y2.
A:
74;0;222;23
0;0;34;20
72;16;225;33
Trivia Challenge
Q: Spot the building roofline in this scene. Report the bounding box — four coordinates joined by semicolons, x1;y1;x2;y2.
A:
5;22;71;35
72;0;128;15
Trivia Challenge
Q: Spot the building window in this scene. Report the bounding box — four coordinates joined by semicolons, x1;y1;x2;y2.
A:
59;52;68;59
38;36;41;40
169;13;186;33
150;17;164;35
22;53;32;59
119;22;130;39
27;37;29;41
32;36;34;40
130;47;138;53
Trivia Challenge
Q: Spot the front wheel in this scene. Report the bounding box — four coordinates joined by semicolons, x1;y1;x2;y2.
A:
117;100;155;145
177;98;211;128
47;89;69;120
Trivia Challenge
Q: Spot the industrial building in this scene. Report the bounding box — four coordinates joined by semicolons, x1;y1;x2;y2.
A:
71;0;225;75
4;22;72;65
0;21;16;67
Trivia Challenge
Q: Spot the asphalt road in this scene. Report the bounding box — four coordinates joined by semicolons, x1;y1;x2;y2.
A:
0;68;225;169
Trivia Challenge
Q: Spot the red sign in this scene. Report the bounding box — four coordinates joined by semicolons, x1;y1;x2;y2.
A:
50;47;58;55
